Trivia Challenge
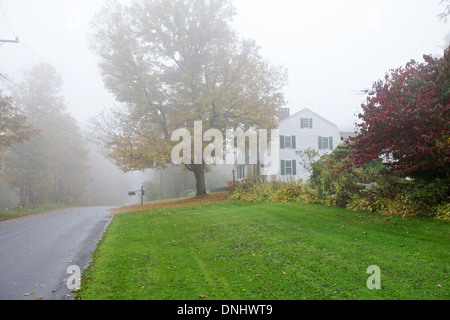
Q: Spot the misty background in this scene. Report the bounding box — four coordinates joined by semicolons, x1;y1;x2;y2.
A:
0;0;448;209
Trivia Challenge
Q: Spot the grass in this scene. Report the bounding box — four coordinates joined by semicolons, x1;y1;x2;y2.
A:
0;204;69;222
113;192;228;214
77;199;449;300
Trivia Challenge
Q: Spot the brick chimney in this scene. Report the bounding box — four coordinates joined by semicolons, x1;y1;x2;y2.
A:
278;108;290;121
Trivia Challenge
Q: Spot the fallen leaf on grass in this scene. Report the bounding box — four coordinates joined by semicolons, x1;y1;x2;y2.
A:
199;295;206;299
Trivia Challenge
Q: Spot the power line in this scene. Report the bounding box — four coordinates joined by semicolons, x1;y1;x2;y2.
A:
0;12;113;146
0;72;98;134
0;4;17;37
0;72;103;145
19;40;112;111
0;7;109;111
20;107;100;145
1;73;123;170
0;4;19;44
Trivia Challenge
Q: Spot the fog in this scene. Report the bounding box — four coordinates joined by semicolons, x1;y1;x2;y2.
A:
0;0;448;208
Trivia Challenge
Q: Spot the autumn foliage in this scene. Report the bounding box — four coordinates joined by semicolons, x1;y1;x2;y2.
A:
350;46;450;180
0;91;36;169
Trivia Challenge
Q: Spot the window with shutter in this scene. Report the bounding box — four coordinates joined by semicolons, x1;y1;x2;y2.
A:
292;160;297;175
322;137;329;149
284;136;292;149
285;160;292;175
301;118;311;128
281;160;285;175
318;136;334;150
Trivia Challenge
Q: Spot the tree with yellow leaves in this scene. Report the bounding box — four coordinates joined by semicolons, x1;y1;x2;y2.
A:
89;0;287;196
0;91;36;169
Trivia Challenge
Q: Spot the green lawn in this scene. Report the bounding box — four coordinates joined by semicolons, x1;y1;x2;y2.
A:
77;200;449;300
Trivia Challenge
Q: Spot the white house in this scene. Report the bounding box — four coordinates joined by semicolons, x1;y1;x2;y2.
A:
235;108;354;182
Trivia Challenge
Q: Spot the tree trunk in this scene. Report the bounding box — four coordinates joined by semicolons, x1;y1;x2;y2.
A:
19;183;27;208
187;163;207;197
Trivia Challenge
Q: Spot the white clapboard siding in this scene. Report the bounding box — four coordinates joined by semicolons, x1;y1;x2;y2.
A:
277;108;342;182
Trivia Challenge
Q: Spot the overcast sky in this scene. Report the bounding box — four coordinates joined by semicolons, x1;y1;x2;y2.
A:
0;0;448;132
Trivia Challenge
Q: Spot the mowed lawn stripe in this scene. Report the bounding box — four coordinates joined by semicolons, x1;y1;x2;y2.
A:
78;201;449;300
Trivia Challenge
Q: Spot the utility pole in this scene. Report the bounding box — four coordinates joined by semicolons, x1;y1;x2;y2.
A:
0;36;19;44
141;185;144;206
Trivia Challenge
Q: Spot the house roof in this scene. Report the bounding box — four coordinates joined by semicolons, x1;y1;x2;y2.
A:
339;131;355;140
279;107;339;129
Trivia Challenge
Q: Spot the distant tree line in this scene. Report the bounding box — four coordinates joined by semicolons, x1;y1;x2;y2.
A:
0;63;90;208
0;63;133;209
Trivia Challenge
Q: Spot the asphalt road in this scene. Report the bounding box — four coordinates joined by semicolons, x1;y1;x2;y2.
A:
0;207;114;300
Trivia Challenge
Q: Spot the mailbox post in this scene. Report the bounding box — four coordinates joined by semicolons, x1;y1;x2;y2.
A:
128;185;145;206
